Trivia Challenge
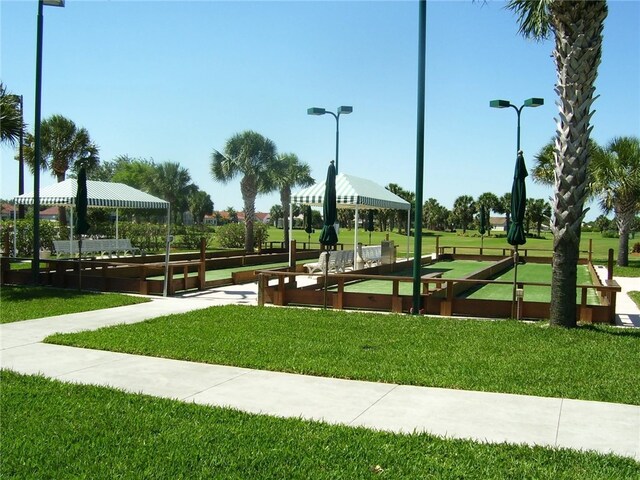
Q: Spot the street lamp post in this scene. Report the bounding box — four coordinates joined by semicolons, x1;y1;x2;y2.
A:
490;97;543;320
32;0;65;284
307;106;352;174
17;94;25;219
489;98;544;153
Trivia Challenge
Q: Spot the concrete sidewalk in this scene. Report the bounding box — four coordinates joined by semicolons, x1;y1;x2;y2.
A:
1;282;639;461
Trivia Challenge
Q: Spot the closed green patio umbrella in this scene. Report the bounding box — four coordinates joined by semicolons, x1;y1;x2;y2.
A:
304;205;313;245
75;167;91;290
479;205;486;252
319;161;338;248
319;161;337;309
507;151;527;318
366;210;374;244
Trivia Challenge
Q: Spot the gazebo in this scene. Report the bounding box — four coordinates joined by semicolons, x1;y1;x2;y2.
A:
13;178;170;256
291;173;411;268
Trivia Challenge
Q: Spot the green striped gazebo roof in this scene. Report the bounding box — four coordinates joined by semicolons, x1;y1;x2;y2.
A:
292;173;410;210
14;179;168;209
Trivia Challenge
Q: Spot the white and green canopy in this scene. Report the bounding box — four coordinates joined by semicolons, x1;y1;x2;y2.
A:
292;173;410;211
290;173;411;268
14;178;168;209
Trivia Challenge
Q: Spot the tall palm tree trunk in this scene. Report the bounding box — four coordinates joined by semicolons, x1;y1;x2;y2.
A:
616;201;635;267
549;1;607;327
56;171;68;228
241;175;257;252
281;187;291;245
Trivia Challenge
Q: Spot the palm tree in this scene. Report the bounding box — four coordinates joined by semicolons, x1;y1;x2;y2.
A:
476;192;499;236
532;136;640;266
422;198;450;231
211;131;277;252
591;136;640;266
270;153;314;245
0;83;23;146
525;198;552;237
453;195;476;233
23;114;100;226
386;183;414;234
149;161;195;225
494;192;512;232
507;0;608;328
188;189;214;225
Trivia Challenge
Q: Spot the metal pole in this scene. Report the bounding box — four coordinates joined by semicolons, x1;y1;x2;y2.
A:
412;0;427;315
516;106;522;153
18;95;25;219
334;113;340;174
163;204;171;297
32;0;44;284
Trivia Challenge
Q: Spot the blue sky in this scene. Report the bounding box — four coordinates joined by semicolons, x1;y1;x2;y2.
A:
2;0;638;221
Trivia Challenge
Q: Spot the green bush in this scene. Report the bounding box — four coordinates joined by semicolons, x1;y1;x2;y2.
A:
176;226;215;250
215;222;269;250
602;230;619;238
0;219;58;257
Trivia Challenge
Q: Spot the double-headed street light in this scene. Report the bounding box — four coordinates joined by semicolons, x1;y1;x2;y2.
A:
32;0;65;284
307;105;352;174
489;97;544;153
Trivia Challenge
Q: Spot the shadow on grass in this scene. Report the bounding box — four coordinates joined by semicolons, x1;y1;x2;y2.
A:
0;286;94;302
578;323;640;338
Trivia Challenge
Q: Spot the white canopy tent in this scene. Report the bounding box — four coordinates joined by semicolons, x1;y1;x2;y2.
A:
14;179;172;295
291;173;411;269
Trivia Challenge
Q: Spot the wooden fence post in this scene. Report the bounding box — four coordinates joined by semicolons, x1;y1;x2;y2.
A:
607;249;614;281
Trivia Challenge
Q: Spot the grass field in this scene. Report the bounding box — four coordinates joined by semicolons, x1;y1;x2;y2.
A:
277;228;623;262
4;371;637;480
46;305;640;405
0;286;149;324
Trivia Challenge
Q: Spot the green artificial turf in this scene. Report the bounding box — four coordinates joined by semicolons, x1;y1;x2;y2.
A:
3;371;637;480
46;305;640;405
0;286;149;323
334;260;495;295
147;262;288;281
463;263;599;304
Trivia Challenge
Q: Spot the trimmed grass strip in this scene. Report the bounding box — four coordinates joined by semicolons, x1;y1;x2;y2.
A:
0;286;149;323
2;370;637;479
46;305;640;405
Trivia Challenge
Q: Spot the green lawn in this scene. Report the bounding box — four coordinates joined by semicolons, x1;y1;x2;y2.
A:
629;291;640;308
46;305;640;405
4;371;636;480
278;228;622;261
0;286;149;324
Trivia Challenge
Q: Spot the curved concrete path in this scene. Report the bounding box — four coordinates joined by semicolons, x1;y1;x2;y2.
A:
1;281;638;461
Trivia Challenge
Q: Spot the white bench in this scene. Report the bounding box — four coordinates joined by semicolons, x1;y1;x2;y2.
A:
359;245;382;267
52;238;140;258
304;250;355;274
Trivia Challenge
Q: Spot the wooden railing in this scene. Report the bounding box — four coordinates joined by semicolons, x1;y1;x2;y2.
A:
257;269;620;324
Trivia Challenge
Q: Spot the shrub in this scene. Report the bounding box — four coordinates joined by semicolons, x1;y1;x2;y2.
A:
602;230;619;238
632;242;640;254
177;226;215;250
215;222;269;250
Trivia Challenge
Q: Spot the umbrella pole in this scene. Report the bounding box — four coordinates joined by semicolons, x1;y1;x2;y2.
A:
323;250;329;309
78;238;82;291
512;247;519;319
